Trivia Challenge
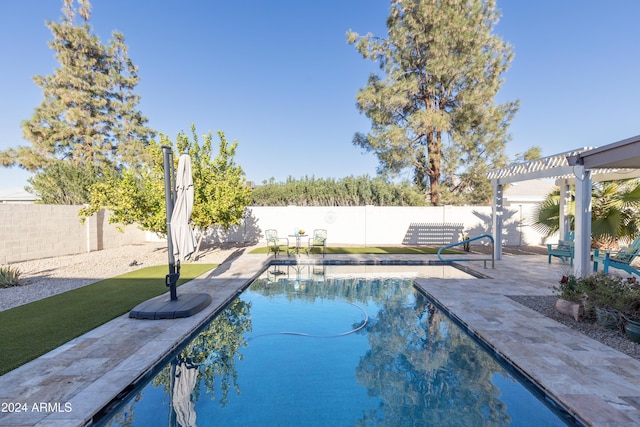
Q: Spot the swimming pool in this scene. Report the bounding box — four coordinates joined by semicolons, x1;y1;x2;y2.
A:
99;264;578;426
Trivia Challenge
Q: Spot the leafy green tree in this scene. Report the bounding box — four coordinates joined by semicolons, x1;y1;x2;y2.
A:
151;298;252;406
251;175;425;206
27;161;101;205
355;292;511;426
517;146;543;162
250;274;511;425
347;0;518;205
440;160;494;205
532;180;640;248
0;0;154;203
80;126;251;258
79;137;167;233
176;125;252;257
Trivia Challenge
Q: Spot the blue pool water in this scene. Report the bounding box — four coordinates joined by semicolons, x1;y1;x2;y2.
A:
101;265;576;426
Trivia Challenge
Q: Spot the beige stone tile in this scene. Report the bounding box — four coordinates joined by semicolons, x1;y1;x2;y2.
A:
1;252;640;426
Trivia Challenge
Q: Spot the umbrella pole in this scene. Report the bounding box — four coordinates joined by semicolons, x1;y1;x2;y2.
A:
162;146;179;301
129;149;211;319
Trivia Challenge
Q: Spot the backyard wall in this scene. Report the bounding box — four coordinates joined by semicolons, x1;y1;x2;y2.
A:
204;204;550;248
0;204;147;264
1;203;552;264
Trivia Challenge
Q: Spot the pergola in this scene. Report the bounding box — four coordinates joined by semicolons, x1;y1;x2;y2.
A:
488;134;640;277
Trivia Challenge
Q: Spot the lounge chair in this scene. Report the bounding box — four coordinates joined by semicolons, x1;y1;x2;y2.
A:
593;237;640;275
547;231;574;265
265;229;289;258
307;229;327;257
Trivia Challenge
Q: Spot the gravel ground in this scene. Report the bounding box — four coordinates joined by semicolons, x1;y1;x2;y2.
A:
0;242;252;312
2;243;639;361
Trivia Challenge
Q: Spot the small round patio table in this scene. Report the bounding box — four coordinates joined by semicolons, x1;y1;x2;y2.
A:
288;234;308;255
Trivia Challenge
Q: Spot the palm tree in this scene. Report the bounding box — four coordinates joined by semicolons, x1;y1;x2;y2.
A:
532;179;640;249
530;188;574;237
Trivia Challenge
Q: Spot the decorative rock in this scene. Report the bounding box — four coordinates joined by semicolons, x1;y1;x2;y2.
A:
595;307;622;330
555;298;582;321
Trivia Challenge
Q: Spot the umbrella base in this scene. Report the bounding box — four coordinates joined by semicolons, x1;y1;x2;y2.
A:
129;292;212;320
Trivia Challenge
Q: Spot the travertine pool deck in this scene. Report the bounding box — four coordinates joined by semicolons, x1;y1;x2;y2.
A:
0;250;639;426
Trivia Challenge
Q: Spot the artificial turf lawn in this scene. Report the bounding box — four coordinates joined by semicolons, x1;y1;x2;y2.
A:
0;263;216;376
249;246;458;255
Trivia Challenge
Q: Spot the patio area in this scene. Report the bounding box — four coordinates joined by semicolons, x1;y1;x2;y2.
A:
0;248;639;426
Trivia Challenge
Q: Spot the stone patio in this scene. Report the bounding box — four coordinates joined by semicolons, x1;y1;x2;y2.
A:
0;249;639;426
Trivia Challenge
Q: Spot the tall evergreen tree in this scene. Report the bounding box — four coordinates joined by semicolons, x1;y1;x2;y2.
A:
106;32;155;170
348;0;518;205
27;160;101;205
0;0;154;203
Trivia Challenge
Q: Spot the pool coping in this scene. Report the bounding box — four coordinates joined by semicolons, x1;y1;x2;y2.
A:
0;252;639;426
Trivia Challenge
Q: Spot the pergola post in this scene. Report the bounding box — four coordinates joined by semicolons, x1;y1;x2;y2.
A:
492;183;503;261
487;137;640;271
558;179;572;239
573;167;592;277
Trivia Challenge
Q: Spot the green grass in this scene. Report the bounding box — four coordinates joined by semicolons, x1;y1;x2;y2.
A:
0;263;215;376
250;246;459;255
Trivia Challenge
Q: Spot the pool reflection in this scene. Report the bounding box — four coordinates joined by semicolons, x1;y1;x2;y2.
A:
104;266;569;427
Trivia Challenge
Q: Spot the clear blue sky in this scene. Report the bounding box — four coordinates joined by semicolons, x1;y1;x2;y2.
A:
1;0;639;191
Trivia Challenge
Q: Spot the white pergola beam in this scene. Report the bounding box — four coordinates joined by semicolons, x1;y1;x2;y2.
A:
555;169;640;185
579;134;640;169
488;138;640;278
492;166;575;185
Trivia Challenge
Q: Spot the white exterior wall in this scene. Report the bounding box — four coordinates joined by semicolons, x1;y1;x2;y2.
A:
1;204;551;264
205;204;549;248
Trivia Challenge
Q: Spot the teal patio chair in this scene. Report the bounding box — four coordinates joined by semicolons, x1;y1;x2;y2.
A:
265;229;290;258
307;229;327;257
593;237;640;275
547;231;574;265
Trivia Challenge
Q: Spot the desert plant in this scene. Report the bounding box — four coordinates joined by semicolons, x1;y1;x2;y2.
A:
0;265;22;288
533;180;640;248
555;274;583;302
555;273;640;321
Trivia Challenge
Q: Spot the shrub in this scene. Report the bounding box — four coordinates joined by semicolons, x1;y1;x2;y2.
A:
555;273;640;320
556;274;583;302
0;265;22;288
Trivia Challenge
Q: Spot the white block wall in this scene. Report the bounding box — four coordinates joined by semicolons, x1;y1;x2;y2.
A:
204;204;551;248
1;203;552;264
0;205;146;264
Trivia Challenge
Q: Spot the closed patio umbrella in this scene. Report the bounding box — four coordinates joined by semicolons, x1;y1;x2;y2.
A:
171;361;198;427
170;153;196;262
129;148;211;318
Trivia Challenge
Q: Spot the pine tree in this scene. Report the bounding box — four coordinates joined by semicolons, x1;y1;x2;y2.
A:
348;0;518;205
0;0;154;203
106;32;155;171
